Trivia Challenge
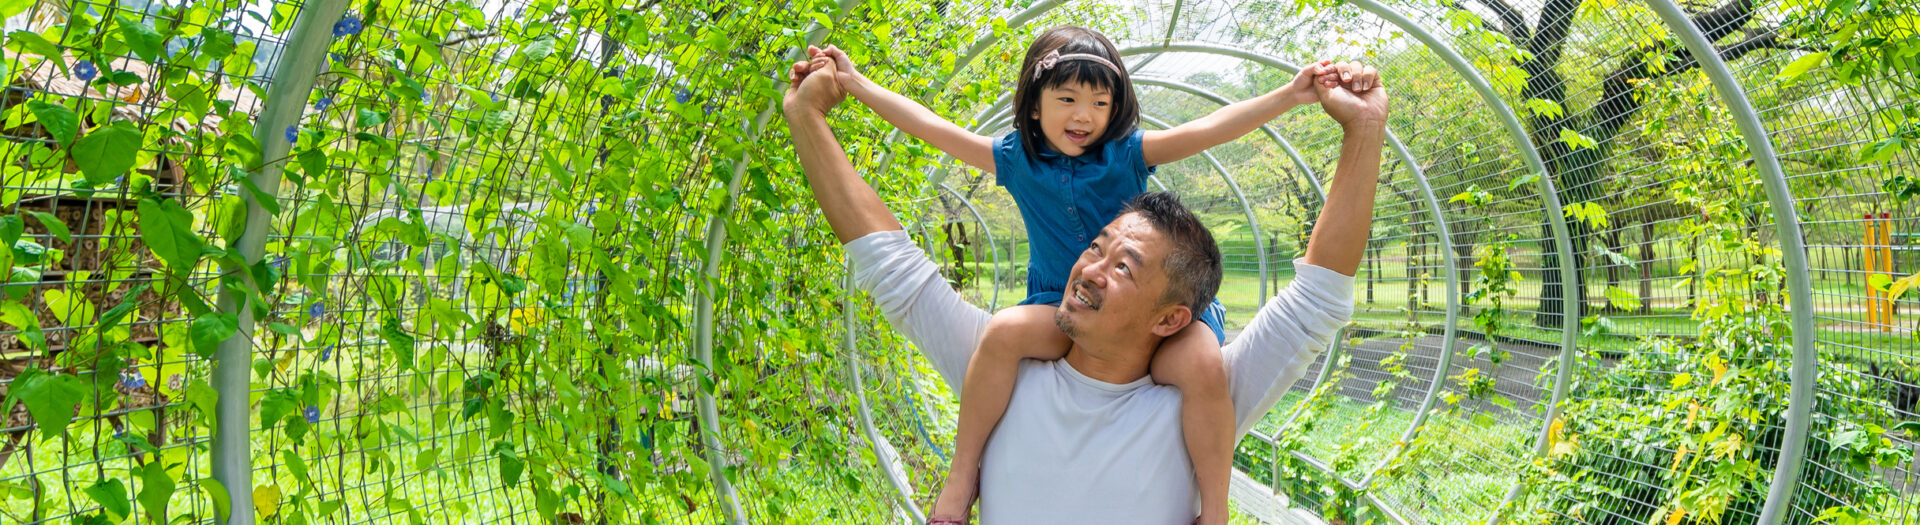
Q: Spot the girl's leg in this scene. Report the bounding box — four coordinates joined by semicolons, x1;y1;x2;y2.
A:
930;304;1073;521
1149;322;1231;525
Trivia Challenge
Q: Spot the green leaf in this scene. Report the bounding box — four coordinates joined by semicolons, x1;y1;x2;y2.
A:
137;461;175;519
0;215;21;246
1604;286;1641;311
196;478;231;523
72;121;144;184
1861;137;1904;164
1868;273;1893;293
1777;51;1829;81
6;368;88;439
137;198;206;272
184;380;218;431
26;211;69;243
4;31;63;64
115;15;166;62
189;313;239;359
1892;420;1920;436
85;478;132;521
0;0;32;18
1558;128;1598;150
519;37;555;62
26;100;77;148
494;441;523;488
296;148;328;183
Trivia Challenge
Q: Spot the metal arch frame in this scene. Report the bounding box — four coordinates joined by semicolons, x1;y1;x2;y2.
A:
1355;131;1462;492
988;104;1462;517
974;111;1269;299
1332;2;1581;521
692;1;859;521
937;183;1004;311
842;267;924;523
1642;2;1815;522
213;0;349;522
1135;113;1272;301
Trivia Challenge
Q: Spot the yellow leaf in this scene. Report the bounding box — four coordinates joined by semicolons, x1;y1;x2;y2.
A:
1671;444;1690;470
1666;508;1687;525
1707;355;1727;384
1889;273;1920;301
254;484;282;517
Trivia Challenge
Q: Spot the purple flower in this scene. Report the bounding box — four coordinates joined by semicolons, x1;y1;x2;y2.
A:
303;406;320;423
332;15;362;38
309;302;324;318
118;370;145;389
74;60;97;82
314;97;333;111
285;125;299;144
319;345;332;362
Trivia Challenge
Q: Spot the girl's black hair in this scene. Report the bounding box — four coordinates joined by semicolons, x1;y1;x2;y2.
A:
1012;26;1139;160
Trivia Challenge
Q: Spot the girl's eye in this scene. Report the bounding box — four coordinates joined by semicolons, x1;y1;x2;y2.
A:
1059;97;1074;103
1095;101;1109;107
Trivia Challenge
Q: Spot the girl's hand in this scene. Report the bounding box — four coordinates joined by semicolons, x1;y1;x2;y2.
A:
1283;60;1333;106
816;45;867;93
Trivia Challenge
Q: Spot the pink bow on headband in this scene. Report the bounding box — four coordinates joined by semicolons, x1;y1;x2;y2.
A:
1038;49;1123;76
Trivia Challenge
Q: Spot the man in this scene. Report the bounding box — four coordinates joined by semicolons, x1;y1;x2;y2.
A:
783;52;1387;523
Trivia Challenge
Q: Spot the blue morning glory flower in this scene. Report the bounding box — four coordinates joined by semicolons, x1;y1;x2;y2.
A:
119;370;144;389
332;15;362;38
309;302;324;318
673;87;692;104
285;125;299;144
271;256;289;271
303;406;321;423
314;97;333;111
74;60;97;82
330;52;345;63
319;345;332;362
490;92;501;103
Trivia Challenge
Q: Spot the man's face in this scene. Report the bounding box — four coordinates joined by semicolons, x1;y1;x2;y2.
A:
1055;213;1186;343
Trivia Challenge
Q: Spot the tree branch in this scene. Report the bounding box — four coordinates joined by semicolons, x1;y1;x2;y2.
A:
1439;0;1507;36
1472;0;1530;40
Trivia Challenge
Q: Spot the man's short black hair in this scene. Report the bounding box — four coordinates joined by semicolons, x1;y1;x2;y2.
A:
1121;192;1222;316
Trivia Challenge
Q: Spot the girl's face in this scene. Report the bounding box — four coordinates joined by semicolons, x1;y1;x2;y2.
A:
1031;81;1112;157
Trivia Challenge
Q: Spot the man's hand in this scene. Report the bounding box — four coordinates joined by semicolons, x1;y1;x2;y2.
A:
1315;61;1388;130
783;47;846;118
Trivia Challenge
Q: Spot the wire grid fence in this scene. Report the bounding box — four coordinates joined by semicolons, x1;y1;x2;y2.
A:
3;0;1918;523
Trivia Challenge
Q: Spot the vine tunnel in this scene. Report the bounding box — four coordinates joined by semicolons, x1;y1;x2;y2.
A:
0;0;1914;523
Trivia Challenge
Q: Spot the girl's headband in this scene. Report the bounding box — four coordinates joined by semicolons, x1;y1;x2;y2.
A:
1037;49;1123;76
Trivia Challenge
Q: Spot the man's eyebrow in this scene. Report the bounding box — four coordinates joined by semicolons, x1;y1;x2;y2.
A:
1120;246;1145;268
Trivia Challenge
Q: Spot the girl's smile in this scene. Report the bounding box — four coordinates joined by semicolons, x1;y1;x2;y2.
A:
1034;81;1112;156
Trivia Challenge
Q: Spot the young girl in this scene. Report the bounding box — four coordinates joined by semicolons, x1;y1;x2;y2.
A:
816;26;1333;524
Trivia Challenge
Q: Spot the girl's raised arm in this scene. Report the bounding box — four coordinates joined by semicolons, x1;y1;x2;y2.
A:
1140;61;1333;167
817;46;996;174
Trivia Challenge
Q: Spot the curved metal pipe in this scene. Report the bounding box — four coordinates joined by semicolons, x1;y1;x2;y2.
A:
843;267;925;523
1137;113;1272;301
214;1;349;522
883;0;1066;180
1327;3;1581;520
1642;2;1815;522
1354;130;1463;491
938;183;1004;310
692;1;859;521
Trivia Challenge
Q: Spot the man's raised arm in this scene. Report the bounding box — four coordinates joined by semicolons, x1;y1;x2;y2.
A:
783;56;988;392
784;56;902;243
1223;62;1386;434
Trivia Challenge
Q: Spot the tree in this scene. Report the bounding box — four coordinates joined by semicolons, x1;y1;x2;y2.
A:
1439;0;1816;326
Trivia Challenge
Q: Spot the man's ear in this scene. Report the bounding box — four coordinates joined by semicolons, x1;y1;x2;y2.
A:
1149;304;1192;338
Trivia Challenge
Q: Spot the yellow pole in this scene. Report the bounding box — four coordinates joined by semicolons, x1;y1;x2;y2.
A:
1866;214;1881;327
1881;212;1894;331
